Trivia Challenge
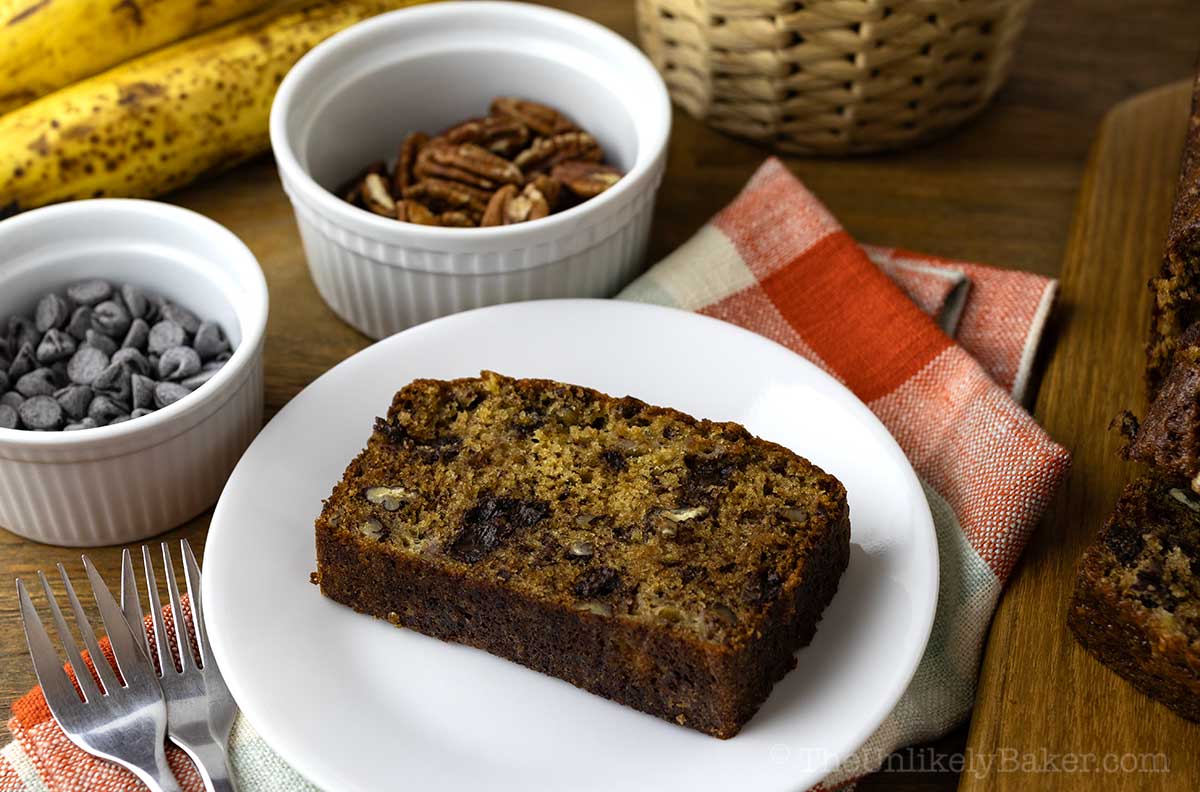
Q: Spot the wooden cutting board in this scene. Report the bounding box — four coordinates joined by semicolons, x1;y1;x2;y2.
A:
961;80;1200;790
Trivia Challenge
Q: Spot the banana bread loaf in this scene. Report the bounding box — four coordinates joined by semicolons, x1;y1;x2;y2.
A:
1068;475;1200;722
1148;66;1200;394
313;371;851;738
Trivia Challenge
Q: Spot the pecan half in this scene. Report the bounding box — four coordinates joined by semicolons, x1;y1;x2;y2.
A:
491;97;576;137
396;199;439;225
393;132;428;193
481;182;550;226
362;172;397;217
337;160;386;206
416;143;523;190
514;132;602;174
527;174;562;209
552;160;623;198
404;177;492;214
438;210;476;227
439;115;531;158
481;184;516;227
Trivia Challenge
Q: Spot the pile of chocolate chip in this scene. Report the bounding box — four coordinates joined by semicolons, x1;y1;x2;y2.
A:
0;280;232;432
338;97;625;228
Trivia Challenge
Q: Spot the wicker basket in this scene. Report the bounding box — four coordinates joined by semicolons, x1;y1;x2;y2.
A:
637;0;1034;155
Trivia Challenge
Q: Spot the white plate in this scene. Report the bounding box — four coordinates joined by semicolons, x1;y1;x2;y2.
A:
203;299;937;792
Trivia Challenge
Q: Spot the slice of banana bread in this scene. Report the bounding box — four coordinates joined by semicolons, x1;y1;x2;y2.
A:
1126;321;1200;490
1068;475;1200;722
1147;65;1200;394
314;371;851;738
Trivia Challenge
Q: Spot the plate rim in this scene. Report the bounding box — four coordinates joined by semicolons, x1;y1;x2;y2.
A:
203;298;938;791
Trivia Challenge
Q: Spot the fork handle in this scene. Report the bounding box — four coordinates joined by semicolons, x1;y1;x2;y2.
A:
183;739;239;792
124;740;183;792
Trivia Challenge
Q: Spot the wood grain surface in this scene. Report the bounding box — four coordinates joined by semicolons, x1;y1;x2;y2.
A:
1;2;1199;791
961;79;1200;792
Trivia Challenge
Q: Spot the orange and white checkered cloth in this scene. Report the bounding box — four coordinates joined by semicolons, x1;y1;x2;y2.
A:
2;158;1070;790
619;158;1071;788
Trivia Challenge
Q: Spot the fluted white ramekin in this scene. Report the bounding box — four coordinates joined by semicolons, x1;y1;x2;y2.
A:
0;200;268;547
270;1;671;339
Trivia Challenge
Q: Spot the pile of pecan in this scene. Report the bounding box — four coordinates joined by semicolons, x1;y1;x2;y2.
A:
338;97;624;228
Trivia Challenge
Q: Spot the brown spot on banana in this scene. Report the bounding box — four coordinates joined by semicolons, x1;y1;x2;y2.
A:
111;0;145;26
117;82;165;107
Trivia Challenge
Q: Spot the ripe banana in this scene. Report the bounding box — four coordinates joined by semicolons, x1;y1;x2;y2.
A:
0;0;274;115
0;0;430;216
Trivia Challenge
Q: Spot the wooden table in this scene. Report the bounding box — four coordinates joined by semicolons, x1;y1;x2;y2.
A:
2;2;1198;790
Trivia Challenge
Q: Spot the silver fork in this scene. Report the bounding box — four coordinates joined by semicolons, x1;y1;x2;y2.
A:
122;540;240;792
17;560;181;792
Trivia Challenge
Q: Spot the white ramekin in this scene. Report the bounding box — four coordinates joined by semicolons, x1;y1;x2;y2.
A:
270;1;671;339
0;200;268;547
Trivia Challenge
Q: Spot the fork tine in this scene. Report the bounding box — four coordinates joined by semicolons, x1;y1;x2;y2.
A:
83;555;151;688
142;545;174;676
180;539;211;668
56;563;120;695
161;543;194;671
120;548;151;659
17;579;81;706
36;570;102;702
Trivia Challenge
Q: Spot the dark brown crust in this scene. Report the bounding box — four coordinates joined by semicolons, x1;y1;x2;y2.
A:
316;509;849;738
1126;322;1200;481
1148;65;1200;393
314;373;851;738
1068;477;1200;722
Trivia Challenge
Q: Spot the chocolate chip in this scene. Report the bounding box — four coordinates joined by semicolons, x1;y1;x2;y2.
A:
180;368;219;390
121;284;150;320
18;395;62;430
0;391;24;410
67;346;109;386
8;343;36;379
63;418;98;431
130;407;153;419
0;404;17;429
55;385;93;420
66;279;112;306
107;414;132;425
91;300;131;339
0;370;7;393
48;361;69;387
84;329;117;356
15;368;57;397
92;362;132;403
600;449;627;471
573;565;620;599
122;318;149;351
131;374;156;409
87;395;128;425
7;316;39;354
157;346;201;381
148;320;186;354
160;302;200;335
35;329;76;363
448;495;550;563
111;347;149;375
65;306;92;341
193;321;230;360
35;293;70;333
154;381;191;408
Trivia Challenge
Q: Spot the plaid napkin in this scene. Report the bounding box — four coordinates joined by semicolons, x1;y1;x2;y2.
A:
1;158;1070;791
619;158;1070;789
